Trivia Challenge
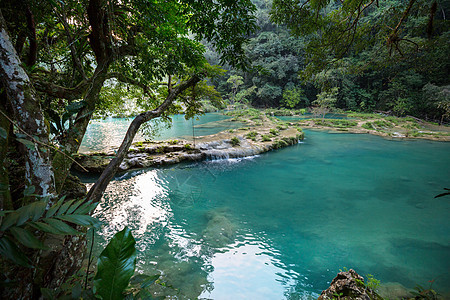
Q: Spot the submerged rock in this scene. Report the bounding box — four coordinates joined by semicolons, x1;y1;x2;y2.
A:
318;269;381;300
202;210;236;248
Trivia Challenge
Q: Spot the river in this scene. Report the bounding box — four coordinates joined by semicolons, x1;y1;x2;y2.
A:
82;115;450;299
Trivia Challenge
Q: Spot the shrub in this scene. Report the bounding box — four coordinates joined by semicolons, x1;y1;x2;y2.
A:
262;134;272;142
362;122;374;130
230;136;240;146
245;131;258;139
269;128;279;136
168;140;179;145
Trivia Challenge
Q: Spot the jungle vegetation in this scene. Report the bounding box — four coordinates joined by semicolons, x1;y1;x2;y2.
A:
215;0;449;123
0;0;449;298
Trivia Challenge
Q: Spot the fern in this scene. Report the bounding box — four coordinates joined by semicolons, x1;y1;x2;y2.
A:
0;197;99;267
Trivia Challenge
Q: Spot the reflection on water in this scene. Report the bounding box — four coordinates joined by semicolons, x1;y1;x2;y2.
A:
91;130;450;299
80;113;243;153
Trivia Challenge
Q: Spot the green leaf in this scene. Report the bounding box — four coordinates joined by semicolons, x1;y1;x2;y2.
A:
56;215;99;227
9;226;48;249
15;200;47;226
29;221;61;234
94;227;137;300
56;199;75;216
66;199;85;215
0;211;20;231
16;138;35;150
43;219;82;235
0;127;7;139
75;200;98;215
0;236;32;267
46;196;66;218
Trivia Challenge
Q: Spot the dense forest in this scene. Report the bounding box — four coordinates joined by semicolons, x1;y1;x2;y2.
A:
0;0;449;299
214;0;449;122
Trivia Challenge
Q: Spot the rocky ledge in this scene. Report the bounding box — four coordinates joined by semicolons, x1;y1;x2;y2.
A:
73;116;304;174
318;269;382;300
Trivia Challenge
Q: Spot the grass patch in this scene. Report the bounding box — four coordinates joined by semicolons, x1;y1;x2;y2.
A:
269;128;279;136
262;134;272;142
245;131;258;139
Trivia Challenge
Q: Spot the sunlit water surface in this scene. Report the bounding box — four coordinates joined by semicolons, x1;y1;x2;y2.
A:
88;130;450;299
80;113;243;153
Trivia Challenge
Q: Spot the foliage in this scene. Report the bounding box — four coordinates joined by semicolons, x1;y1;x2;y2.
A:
269;128;279;136
312;87;339;120
411;281;440;300
94;227;137;300
245;131;258;139
0;196;98;267
261;134;272;142
281;86;310;108
230;136;240;146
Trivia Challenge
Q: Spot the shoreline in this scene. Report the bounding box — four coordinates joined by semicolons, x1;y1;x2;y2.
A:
74;111;449;174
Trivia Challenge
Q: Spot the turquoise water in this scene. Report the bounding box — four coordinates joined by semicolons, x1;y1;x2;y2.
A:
91;130;450;299
80;113;243;152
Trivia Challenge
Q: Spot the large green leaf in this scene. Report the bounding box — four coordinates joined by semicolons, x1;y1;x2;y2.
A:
0;237;32;267
94;227;137;300
9;226;48;250
46;196;66;218
75;200;98;215
56;199;75;216
56;215;99;227
0;211;20;231
43;219;82;235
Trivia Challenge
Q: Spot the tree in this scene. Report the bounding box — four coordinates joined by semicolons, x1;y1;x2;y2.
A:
282;86;309;108
0;0;257;297
227;75;244;105
312;87;339;120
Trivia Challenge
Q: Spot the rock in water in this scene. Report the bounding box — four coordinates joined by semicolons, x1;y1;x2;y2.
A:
318;269;381;300
202;210;236;248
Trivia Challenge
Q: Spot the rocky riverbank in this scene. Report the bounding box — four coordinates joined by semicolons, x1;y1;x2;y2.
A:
73;114;304;174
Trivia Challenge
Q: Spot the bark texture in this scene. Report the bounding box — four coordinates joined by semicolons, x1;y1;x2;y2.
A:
0;10;56;199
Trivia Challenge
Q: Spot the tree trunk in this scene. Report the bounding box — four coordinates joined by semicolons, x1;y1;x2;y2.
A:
87;74;203;203
0;10;56;199
52;61;111;192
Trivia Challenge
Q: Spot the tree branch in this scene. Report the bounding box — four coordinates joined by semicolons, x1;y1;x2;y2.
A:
33;78;89;101
86;73;204;203
54;5;88;80
105;72;155;97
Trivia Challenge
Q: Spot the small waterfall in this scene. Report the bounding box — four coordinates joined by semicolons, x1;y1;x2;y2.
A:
198;139;263;161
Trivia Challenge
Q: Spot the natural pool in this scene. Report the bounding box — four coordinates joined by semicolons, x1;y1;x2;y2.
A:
79;113;243;153
87;129;450;299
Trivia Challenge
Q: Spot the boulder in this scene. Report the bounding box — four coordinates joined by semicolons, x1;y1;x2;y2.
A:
318;269;381;300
